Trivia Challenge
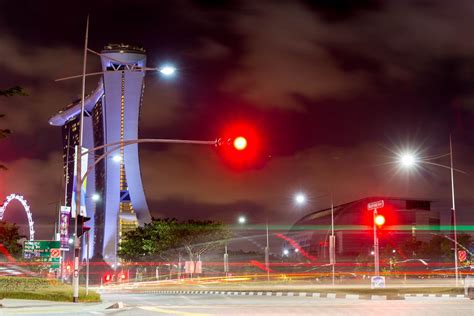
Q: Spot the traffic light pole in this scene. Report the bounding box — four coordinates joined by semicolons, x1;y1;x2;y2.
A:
85;230;90;296
265;223;270;281
449;135;459;287
72;15;89;303
329;196;335;286
373;208;380;276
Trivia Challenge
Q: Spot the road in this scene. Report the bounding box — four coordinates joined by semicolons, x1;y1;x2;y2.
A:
1;292;472;316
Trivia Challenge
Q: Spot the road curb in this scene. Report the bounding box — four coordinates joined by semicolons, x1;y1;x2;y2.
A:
134;290;467;301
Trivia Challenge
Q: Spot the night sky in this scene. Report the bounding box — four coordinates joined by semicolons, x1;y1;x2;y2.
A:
0;0;473;240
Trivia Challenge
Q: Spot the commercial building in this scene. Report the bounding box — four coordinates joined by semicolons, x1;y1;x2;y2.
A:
288;197;440;262
49;44;152;267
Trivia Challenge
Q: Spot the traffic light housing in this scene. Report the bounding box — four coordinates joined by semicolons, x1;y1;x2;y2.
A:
77;215;91;237
233;136;248;151
375;214;386;227
216;122;266;169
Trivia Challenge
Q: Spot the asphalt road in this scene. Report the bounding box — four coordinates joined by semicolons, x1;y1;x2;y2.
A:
1;293;472;316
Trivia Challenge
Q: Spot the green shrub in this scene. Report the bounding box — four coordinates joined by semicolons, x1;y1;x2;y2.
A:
0;276;58;292
0;279;100;302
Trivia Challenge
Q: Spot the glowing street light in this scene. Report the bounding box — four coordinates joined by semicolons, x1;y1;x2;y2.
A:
399;153;416;168
395;137;463;286
283;249;289;256
112;155;122;163
294;193;306;205
92;193;100;202
238;216;246;224
159;64;176;76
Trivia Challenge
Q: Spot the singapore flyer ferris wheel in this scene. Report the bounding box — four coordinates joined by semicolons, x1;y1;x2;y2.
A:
0;193;35;241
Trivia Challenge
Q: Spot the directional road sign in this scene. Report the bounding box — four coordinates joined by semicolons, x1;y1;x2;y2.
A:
24;240;60;258
368;200;384;210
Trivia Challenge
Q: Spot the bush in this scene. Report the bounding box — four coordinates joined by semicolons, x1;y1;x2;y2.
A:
0;276;58;292
0;278;100;302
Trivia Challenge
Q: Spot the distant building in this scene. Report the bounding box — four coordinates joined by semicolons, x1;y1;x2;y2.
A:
49;44;152;267
288;197;440;262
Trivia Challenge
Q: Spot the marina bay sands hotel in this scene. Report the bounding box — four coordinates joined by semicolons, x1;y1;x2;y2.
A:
49;44;152;266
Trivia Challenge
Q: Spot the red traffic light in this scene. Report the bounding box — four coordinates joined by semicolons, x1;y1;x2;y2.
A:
217;122;263;169
233;136;248;151
105;273;111;282
375;214;385;226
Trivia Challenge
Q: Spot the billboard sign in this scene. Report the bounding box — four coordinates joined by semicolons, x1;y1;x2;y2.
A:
71;146;88;218
60;206;71;250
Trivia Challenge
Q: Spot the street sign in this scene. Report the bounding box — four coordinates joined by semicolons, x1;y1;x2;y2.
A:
459;250;467;262
50;248;60;258
368;200;384;210
23;240;60;269
371;276;386;289
24;240;61;258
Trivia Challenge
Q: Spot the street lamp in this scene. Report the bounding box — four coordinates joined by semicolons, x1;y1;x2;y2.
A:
396;136;464;286
294;191;336;286
158;64;176;77
399;153;416;168
294;193;306;205
234;216;271;281
57;17;200;303
91;193;100;202
112;155;122;163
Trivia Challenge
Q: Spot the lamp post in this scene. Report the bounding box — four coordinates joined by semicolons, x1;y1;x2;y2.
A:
294;192;336;286
234;216;270;280
265;222;270;281
69;137;218;301
397;135;466;286
72;15;89;303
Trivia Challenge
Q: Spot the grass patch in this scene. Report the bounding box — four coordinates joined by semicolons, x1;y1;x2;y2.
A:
0;284;100;302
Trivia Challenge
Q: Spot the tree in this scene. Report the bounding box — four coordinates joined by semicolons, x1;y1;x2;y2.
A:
0;86;27;97
177;220;231;262
119;218;230;262
0;221;24;258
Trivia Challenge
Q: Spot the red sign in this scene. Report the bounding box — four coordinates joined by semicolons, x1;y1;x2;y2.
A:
50;249;60;258
458;250;467;262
